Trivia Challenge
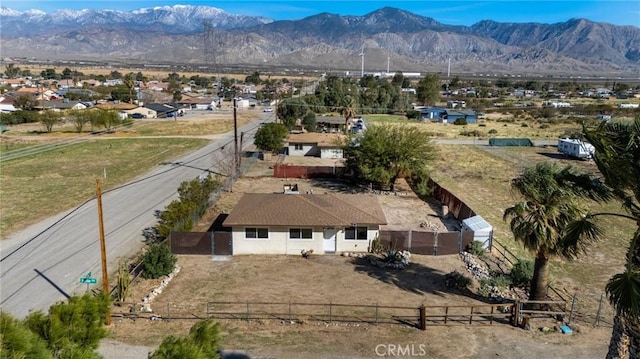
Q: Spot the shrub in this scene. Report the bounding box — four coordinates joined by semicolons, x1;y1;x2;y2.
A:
370;236;385;253
453;118;468;125
406;109;420;120
150;320;222;359
539;124;550;129
142;243;177;279
445;271;472;290
521;123;528;127
466;240;486;257
510;259;534;288
488;129;498;134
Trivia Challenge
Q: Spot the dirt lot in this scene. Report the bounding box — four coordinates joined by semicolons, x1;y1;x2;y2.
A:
102;173;611;358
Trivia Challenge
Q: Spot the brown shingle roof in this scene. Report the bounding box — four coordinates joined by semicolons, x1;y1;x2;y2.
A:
286;133;346;148
223;193;387;227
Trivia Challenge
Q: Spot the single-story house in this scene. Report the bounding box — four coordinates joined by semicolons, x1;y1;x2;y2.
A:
316;116;345;133
222;193;387;255
286;132;346;159
0;96;17;112
177;97;218;110
420;107;477;124
43;100;88;111
143;103;178;118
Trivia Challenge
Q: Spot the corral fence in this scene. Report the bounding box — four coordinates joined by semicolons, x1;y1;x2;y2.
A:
378;230;475;255
112;300;525;330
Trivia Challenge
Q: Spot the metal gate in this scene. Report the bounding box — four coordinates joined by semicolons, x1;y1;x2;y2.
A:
212;231;232;255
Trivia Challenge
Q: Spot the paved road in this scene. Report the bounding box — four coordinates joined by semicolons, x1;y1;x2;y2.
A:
0;112;271;318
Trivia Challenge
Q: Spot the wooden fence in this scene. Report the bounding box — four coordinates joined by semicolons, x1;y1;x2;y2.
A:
378;230;475;255
112;300;551;330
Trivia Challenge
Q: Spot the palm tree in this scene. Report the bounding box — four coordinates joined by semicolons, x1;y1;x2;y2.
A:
503;162;611;301
341;95;356;134
578;118;640;359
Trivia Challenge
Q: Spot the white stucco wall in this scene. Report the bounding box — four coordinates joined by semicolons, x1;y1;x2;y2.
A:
231;226;379;255
287;144;316;156
320;148;344;159
335;227;379;253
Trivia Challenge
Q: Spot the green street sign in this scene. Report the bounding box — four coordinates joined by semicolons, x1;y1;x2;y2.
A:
79;272;97;284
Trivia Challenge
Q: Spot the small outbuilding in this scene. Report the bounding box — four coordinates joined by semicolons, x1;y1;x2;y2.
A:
461;215;493;250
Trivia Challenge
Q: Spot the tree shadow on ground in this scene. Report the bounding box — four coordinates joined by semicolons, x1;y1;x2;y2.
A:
537;152;586;161
350;256;488;303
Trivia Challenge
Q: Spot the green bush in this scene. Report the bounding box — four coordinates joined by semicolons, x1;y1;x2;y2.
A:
150;320;222;359
510;259;534;288
406;109;420;120
466;241;486;257
488;129;498;134
142;243;177;279
453;118;468;125
445;271;472;290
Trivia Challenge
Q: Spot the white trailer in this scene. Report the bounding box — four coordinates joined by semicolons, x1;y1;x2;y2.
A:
557;138;595;159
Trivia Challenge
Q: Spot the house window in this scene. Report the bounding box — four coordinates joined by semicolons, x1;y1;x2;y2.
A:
245;227;269;239
345;226;368;240
289;228;313;240
294;144;304;151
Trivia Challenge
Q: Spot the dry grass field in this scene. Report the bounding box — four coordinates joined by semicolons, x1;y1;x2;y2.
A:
106;254;611;359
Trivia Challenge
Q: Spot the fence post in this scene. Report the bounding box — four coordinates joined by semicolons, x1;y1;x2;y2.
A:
469;306;474;325
595;293;604;327
419;305;426;330
512;299;520;327
568;293;577;325
444;306;449;325
288;301;292;322
329;302;332;323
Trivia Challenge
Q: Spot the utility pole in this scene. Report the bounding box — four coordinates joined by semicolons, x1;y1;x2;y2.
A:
96;179;110;326
233;97;238;176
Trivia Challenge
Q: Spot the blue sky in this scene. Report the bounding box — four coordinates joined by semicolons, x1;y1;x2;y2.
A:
3;1;639;26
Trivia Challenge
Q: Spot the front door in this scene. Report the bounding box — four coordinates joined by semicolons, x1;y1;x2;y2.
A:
323;228;336;253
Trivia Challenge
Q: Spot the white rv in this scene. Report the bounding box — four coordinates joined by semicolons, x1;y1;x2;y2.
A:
557;138;595;159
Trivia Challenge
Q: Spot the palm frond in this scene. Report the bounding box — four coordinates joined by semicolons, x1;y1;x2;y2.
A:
560;215;604;259
606;268;640;320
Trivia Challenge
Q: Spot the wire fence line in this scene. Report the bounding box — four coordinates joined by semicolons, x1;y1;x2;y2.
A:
112;300;519;330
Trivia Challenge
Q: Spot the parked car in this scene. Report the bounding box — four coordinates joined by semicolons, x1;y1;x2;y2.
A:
131;113;146;119
263;107;274;112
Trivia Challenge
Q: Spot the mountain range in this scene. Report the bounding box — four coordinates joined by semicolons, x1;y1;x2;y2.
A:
1;5;639;76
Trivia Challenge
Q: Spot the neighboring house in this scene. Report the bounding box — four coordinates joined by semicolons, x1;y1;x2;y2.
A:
286;132;346;159
222;193;387;255
316;116;345;133
176;97;217;110
129;105;157;119
420;107;477;124
43;100;87;111
144;103;177;118
0;96;17;112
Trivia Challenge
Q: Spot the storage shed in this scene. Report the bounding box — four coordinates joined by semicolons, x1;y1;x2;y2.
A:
461;215;493;250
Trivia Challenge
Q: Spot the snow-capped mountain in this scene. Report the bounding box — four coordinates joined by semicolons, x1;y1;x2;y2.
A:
0;5;273;36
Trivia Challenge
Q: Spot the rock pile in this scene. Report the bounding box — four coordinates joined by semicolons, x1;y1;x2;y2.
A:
140;265;181;313
341;252;366;258
369;250;411;270
459;251;490;280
